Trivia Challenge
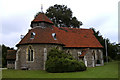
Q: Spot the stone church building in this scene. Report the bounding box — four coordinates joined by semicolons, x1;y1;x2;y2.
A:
9;13;104;70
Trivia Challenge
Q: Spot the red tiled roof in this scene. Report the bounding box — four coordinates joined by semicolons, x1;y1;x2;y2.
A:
79;48;89;57
17;13;103;48
53;26;103;48
32;13;53;24
17;26;103;48
6;50;16;60
17;27;63;46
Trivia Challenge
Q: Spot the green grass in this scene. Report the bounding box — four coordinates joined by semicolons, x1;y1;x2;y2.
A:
2;61;119;78
0;69;2;79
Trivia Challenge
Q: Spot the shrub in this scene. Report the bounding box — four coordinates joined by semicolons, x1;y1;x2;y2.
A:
45;57;60;73
45;48;87;73
115;54;120;61
47;48;74;60
104;56;113;62
78;61;87;71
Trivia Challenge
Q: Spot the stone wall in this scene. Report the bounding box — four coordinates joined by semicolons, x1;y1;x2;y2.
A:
63;48;104;67
84;49;104;67
15;44;62;70
31;22;53;29
15;44;104;70
7;60;15;69
63;48;82;60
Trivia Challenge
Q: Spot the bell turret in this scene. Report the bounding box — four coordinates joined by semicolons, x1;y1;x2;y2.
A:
30;12;53;28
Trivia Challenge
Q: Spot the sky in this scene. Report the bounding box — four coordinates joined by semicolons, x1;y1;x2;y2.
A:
0;0;119;48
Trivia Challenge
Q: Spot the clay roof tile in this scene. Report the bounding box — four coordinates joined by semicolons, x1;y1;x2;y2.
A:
17;26;103;48
6;50;16;60
32;13;53;24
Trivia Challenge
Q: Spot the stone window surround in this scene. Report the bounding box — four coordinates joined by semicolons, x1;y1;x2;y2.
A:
26;45;35;62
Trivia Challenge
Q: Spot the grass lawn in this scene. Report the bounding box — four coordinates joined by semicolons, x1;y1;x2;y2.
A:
0;69;2;79
2;61;119;78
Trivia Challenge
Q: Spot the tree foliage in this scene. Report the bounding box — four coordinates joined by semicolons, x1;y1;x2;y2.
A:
1;44;14;67
91;28;118;61
45;4;82;28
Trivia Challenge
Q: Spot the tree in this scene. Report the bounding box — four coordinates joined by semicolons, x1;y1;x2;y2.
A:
44;4;82;28
1;44;14;67
91;28;118;61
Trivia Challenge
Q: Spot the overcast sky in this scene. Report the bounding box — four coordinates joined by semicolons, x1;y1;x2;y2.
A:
0;0;119;48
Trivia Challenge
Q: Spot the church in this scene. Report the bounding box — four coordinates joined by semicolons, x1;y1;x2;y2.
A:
7;12;104;70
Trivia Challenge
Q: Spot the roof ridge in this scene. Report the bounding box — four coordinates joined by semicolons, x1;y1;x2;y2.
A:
59;27;92;30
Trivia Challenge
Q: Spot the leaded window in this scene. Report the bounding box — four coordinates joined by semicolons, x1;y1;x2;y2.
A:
27;46;34;61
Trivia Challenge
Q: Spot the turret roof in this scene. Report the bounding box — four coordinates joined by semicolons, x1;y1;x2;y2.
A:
32;13;53;24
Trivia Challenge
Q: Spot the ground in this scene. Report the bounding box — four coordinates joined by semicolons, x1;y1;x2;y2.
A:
2;61;119;79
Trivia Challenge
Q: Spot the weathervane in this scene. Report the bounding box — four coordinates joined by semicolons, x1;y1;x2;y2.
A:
41;4;43;13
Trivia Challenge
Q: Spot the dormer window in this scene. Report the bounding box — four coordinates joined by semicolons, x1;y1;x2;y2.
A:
52;33;57;40
31;32;35;39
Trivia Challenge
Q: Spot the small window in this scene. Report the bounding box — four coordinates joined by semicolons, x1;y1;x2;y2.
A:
31;32;35;39
66;50;72;55
37;23;39;26
32;23;37;27
78;52;82;56
67;50;70;53
52;33;57;40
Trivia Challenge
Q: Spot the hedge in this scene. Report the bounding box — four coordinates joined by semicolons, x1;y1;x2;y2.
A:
45;48;87;73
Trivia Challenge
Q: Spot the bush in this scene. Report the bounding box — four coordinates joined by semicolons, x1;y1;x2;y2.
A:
104;56;113;62
79;61;87;71
45;48;87;73
115;54;120;61
47;48;74;60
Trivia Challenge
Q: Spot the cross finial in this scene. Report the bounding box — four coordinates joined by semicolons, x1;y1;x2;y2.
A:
41;4;43;13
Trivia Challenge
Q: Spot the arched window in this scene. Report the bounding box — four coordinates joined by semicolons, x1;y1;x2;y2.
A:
92;50;95;60
27;46;34;61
